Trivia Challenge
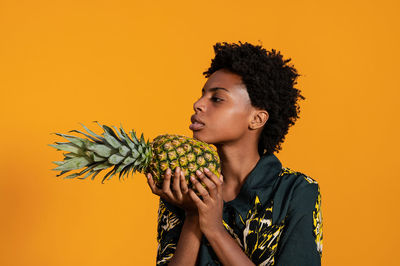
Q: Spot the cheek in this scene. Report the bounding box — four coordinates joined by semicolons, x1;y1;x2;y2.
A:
217;118;247;134
208;109;249;137
219;107;247;124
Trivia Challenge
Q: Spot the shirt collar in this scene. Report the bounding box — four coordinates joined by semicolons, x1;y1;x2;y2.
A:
223;153;283;211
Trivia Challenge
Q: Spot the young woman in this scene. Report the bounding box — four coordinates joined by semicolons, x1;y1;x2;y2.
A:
147;42;323;266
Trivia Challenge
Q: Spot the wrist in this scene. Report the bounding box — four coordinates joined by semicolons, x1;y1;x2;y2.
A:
185;211;199;223
203;223;226;240
185;209;198;218
184;212;202;236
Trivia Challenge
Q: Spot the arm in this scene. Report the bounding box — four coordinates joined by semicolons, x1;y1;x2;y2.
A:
148;167;203;265
189;168;255;266
156;200;203;266
274;182;323;266
205;227;255;266
168;213;203;266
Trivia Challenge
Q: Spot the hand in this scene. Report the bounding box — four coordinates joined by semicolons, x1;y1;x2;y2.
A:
188;167;225;236
147;167;198;215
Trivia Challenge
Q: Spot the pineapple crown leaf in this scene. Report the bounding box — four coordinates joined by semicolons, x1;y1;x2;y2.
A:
48;143;81;154
86;143;113;157
130;130;139;145
52;156;92;171
68;129;102;143
53;133;87;148
56;170;70;177
102;128;122;149
70;163;97;179
111;125;127;145
108;154;125;164
49;122;154;183
118;166;130;180
89;170;101;181
119;127;137;151
81;122;105;141
101;165;119;184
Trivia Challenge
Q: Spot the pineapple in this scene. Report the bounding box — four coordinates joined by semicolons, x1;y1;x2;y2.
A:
48;121;221;189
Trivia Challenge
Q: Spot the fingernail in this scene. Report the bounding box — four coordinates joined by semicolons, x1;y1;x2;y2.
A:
204;168;209;172
196;170;201;175
190;176;195;181
167;168;171;174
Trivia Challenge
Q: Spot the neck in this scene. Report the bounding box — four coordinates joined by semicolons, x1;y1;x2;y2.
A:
215;136;261;188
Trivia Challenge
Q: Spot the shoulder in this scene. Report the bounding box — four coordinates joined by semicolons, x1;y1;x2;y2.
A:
278;167;321;214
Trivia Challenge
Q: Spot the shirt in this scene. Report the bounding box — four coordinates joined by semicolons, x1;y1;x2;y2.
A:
155;153;323;265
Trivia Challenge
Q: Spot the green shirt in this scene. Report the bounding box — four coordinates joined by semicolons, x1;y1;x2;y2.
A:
156;153;323;265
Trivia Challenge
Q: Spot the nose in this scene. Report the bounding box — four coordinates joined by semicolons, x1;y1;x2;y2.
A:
193;97;205;112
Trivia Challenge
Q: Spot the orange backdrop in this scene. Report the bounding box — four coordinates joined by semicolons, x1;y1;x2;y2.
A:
1;0;399;265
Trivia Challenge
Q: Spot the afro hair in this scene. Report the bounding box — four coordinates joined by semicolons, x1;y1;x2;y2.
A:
203;41;305;155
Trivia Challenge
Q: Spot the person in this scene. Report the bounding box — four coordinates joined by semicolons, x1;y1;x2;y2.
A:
146;41;323;265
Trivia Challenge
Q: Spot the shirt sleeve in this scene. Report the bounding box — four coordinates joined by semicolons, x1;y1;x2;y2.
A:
274;178;323;266
156;198;185;266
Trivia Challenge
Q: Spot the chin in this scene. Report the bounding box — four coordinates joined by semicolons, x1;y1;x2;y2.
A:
192;131;218;145
192;131;208;142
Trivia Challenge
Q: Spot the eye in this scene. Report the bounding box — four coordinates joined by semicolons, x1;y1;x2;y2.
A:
211;97;222;102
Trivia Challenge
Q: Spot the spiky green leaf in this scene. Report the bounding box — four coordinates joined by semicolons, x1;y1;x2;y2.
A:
90;170;101;181
86;143;113;157
103;130;121;149
48;143;81;154
116;163;128;173
108;154;125;165
63;173;81;179
122;156;135;165
53;157;91;171
101;166;117;183
54;133;86;148
134;158;142;166
120;127;137;150
131;149;139;158
56;170;71;177
93;162;111;171
112;125;127;144
69;129;102;143
81;169;95;179
93;153;106;162
140;133;145;143
81;122;105;141
69;163;98;179
64;152;79;159
118;145;130;156
102;125;121;142
130;131;139;145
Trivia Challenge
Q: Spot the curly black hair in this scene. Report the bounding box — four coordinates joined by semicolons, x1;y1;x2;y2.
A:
203;41;305;155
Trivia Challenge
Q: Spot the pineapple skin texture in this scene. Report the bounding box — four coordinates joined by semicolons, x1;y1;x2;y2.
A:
145;134;221;189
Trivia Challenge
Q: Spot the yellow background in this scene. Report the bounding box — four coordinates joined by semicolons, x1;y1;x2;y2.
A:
1;0;399;265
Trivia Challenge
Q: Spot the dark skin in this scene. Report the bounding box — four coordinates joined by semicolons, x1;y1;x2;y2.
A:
147;68;269;265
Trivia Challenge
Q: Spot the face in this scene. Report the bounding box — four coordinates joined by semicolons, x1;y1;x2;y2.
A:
189;69;256;145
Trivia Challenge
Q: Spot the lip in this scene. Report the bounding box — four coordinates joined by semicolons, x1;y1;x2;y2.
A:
189;115;205;131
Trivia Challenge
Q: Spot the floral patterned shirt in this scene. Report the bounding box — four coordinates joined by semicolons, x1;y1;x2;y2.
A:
155;153;323;265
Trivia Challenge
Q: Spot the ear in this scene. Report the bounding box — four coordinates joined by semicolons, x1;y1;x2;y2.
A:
249;109;269;130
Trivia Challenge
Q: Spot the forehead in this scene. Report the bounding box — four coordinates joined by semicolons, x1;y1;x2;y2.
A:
202;69;252;106
202;69;245;93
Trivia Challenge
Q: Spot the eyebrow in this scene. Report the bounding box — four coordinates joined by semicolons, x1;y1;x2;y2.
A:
201;87;230;94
